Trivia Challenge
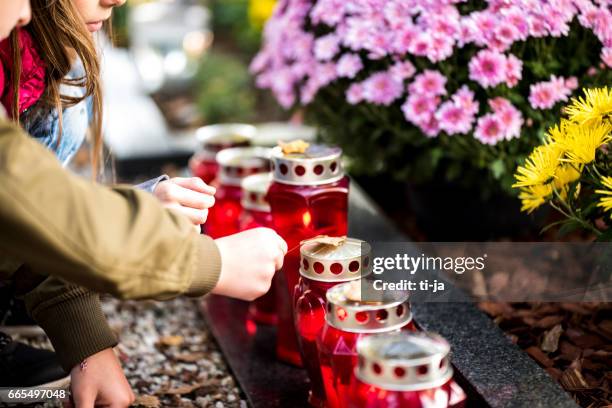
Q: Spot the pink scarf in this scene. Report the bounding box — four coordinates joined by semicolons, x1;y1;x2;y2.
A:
0;29;46;116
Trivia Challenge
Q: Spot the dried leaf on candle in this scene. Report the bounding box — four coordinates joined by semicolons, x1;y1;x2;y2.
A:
344;280;362;301
301;235;347;247
279;139;310;155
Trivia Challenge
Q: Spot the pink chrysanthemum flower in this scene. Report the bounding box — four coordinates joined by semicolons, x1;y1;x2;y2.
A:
493;21;521;50
346;83;365;105
401;94;440;126
389;60;416;82
314;33;340;61
468;50;507;88
565;76;579;90
409;70;447;97
505;54;523;87
419;115;441;138
474;114;506;145
504;7;530;41
528;75;572;110
336;54;363;78
489;97;523;140
436;101;474;135
452;85;479;116
602;47;612;68
362;72;404;106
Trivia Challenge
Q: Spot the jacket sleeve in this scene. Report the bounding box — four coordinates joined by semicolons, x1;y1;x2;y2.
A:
0;119;221;300
23;275;118;372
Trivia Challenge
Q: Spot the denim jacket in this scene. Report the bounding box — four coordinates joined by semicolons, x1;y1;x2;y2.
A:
20;61;167;192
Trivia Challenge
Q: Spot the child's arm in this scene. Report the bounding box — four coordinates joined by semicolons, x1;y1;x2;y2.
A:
20;274;134;406
0;120;285;301
21;274;117;371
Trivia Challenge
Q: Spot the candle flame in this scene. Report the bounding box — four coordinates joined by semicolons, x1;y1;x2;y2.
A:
302;210;312;227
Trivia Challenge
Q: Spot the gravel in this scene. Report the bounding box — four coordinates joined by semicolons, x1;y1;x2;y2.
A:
14;297;246;408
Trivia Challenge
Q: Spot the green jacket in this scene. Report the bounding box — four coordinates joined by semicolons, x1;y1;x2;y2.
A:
0;117;221;370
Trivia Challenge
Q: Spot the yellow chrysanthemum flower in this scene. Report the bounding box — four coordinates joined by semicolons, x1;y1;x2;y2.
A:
513;144;563;188
518;183;553;213
545;120;571;145
559;121;612;165
249;0;277;28
554;164;582;190
565;87;612;127
595;176;612;217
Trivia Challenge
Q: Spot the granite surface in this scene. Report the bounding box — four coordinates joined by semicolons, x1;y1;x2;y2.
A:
202;182;578;408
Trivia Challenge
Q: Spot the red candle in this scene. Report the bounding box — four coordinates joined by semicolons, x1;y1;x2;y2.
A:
189;124;255;184
319;280;416;408
348;333;466;408
295;238;370;407
240;173;277;325
205;147;271;238
268;144;349;367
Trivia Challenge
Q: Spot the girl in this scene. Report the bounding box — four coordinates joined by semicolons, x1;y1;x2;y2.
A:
0;0;210;406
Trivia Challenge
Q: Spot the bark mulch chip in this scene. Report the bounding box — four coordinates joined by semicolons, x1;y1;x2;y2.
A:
479;302;612;408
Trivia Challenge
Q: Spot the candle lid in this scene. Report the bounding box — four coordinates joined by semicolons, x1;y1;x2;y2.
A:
216;147;272;186
325;280;412;333
300;237;370;283
196;124;255;159
271;144;344;186
356;332;453;392
241;173;272;212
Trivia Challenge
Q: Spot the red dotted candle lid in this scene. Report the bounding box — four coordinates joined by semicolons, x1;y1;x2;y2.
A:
271;144;344;186
216;147;272;186
241;173;272;212
300;237;370;283
356;332;453;391
325;280;412;333
196;124;255;159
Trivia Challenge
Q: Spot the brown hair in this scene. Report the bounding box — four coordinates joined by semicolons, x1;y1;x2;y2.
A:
9;0;105;179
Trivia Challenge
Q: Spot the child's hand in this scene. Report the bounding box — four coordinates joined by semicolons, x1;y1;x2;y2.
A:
212;228;287;301
154;177;216;225
69;348;135;408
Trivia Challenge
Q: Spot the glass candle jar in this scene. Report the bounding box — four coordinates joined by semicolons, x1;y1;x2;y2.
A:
240;173;277;325
319;280;416;408
205;147;271;238
267;144;350;366
348;333;466;408
295;238;370;408
189;123;255;184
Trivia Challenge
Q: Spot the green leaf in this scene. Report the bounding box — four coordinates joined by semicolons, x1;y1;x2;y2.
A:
557;220;581;237
490;159;506;179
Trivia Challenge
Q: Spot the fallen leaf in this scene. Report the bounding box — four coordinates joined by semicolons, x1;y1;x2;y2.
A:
157;382;206;395
278;140;309;155
133;395;161;408
541;324;563;353
174;352;206;363
158;335;184;347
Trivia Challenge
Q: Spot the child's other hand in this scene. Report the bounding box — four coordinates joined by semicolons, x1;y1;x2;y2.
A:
69;348;135;408
212;228;287;301
154;177;216;225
